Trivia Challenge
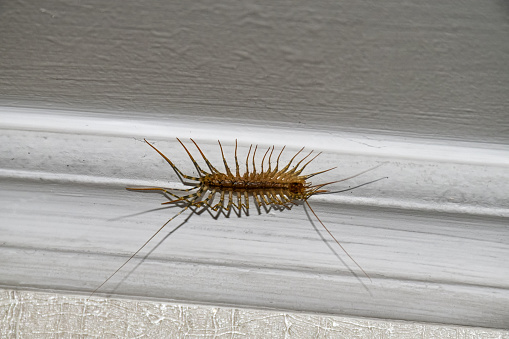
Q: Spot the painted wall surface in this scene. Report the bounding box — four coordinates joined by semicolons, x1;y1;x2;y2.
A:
0;0;508;143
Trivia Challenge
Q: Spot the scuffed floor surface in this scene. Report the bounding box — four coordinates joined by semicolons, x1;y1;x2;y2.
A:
1;289;508;338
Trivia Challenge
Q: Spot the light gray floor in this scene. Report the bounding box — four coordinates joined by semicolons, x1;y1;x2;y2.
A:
3;289;508;338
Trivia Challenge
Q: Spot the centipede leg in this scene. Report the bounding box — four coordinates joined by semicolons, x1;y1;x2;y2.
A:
211;191;226;211
260;193;271;206
270;146;285;175
234;140;241;177
286;150;314;176
268;190;283;205
252;145;258;175
126;187;197;200
192;193;215;209
218;141;234;177
168;187;198;192
253;192;263;209
190;138;221;174
278;190;296;209
261;147;270;173
201;189;217;209
243;191;250;212
145;139;202;181
235;191;242;211
244;145;252;178
267;146;275;173
225;191;234;213
161;188;205;205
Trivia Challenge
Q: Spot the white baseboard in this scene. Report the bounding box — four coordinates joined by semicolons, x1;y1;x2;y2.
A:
1;107;508;328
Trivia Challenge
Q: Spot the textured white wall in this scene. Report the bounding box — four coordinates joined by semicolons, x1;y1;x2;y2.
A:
0;0;508;142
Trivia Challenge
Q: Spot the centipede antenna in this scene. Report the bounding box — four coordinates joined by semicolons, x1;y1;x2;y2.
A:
318;177;388;195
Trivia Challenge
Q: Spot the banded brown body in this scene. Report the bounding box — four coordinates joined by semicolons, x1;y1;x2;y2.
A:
138;138;335;212
91;138;375;296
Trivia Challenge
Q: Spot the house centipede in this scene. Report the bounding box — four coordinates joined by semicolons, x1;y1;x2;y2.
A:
91;138;381;296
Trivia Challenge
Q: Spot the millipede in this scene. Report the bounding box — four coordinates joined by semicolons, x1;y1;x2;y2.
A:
91;138;382;296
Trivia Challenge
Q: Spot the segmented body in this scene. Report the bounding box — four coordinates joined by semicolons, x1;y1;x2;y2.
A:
90;138;371;296
135;138;334;213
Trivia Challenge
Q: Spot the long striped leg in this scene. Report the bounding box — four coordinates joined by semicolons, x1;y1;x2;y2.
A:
202;189;217;208
234;140;240;177
285;150;315;176
267;146;275;173
225;191;234;213
127;186;197;192
251;145;258;176
190;138;220;174
260;193;271;205
279;190;296;208
275;147;305;177
243;191;250;211
174;138;209;177
234;191;242;211
161;188;204;205
126;187;197;200
252;192;263;209
292;152;321;176
189;189;217;210
167;187;199;192
218;141;234;177
261;147;271;174
211;190;226;211
229;191;244;214
304;167;336;180
244;145;252;178
90;197;199;296
226;191;243;215
268;190;284;205
191;192;216;209
144;139;201;181
270;146;286;176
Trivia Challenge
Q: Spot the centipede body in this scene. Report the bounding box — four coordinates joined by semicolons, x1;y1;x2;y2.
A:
135;138;335;213
90;138;372;296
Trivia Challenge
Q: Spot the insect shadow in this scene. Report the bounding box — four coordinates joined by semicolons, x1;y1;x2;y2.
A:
90;138;385;297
